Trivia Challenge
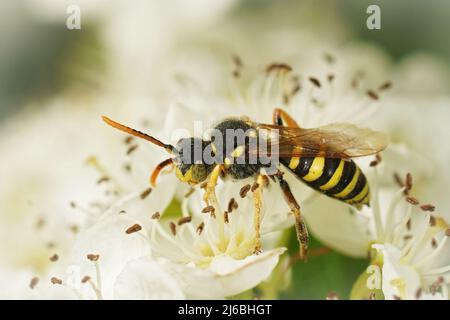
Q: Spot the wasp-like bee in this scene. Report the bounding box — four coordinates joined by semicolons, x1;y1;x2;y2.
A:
102;108;388;259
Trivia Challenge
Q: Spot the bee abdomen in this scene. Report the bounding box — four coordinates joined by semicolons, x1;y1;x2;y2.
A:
281;156;370;208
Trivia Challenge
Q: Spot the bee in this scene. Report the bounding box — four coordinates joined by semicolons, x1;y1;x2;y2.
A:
102;108;388;259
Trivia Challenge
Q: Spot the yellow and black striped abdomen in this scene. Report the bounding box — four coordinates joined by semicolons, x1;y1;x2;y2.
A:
281;156;370;208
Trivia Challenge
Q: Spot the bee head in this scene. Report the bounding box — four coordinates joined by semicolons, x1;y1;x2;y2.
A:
173;137;213;185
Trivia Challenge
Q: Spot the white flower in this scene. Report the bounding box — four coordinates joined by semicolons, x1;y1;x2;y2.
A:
49;179;286;299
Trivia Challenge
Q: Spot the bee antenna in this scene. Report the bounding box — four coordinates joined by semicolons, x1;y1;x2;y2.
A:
150;158;174;187
102;116;176;154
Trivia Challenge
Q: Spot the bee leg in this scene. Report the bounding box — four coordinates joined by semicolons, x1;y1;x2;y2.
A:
252;174;267;254
272;108;300;128
203;165;223;207
276;174;309;260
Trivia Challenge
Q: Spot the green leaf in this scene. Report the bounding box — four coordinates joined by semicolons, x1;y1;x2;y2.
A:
280;230;368;300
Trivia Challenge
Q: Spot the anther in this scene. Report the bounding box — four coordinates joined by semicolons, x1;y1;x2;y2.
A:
224;211;229;224
81;276;91;284
406;196;419;205
97;176;110;184
446;229;450;236
87;254;100;262
240;184;251;198
326;292;339;300
124;136;134;145
420;204;435;212
177;216;192;226
140;187;152;200
169;222;177;236
202;205;215;214
415;288;422;299
196;222;205;235
308;77;321;88
51;277;63;285
251;182;260;192
49;254;59;262
366;90;379;101
429;215;436;227
228;198;238;213
29;277;39;289
379;81;392;91
126;144;138;155
431;238;438;249
126;224;142;234
151;212;161;220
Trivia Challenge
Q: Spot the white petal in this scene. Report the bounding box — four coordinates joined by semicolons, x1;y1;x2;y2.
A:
161;248;286;299
114;257;185;300
303;194;371;258
373;244;421;300
71;214;152;299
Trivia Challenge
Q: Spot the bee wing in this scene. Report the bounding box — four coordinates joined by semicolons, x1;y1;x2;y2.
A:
254;123;389;159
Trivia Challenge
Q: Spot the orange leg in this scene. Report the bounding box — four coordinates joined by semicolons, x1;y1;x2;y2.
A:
272;108;300;128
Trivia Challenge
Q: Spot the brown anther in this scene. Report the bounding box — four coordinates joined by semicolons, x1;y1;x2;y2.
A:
405;173;413;193
393;295;401;300
49;254;59;262
70;201;77;208
124;163;132;172
239;184;251;198
431;238;438;249
29;277;39;289
126;224;142;234
308;77;321;88
370;153;382;167
50;277;62;285
251;182;260;192
326;292;339;300
327;74;335;82
445;229;450;236
323;53;335;65
393;172;404;188
202;205;215;214
140;187;152;200
420;204;435;212
196;222;205;235
415;288;422;299
232;54;243;67
124;136;134;145
87;254;100;262
266;63;292;73
126;144;138;155
224;211;229;224
406;196;419;205
169;222;177;236
200;181;208;189
151;212;161;220
177;216;192;226
379;81;392;91
403;235;413;241
118;210;126;214
81;276;91;284
97;176;110;184
429;215;436;227
368;292;376;300
406;219;411;230
228;198;238;213
367;90;379;101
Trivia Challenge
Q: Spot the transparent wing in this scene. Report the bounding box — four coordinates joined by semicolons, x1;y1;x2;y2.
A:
254;123;389;159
